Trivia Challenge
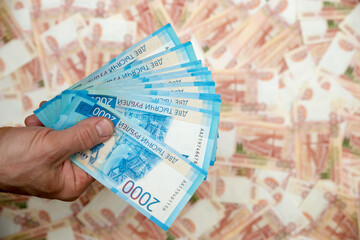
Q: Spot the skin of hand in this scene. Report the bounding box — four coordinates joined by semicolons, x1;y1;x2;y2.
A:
0;113;114;201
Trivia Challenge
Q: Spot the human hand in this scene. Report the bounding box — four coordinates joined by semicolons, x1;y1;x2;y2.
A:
0;113;114;201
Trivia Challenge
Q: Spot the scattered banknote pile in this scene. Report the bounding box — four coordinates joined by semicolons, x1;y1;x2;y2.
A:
1;0;360;239
32;24;220;231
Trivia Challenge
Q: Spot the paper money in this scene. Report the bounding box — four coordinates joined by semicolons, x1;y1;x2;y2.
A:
339;4;360;42
62;0;111;21
120;0;174;39
74;91;220;173
179;0;236;33
296;0;355;20
216;119;295;171
300;18;341;44
210;165;257;204
1;219;77;240
40;14;88;85
0;1;28;47
248;23;303;73
71;23;181;89
4;0;32;38
174;199;225;239
2;0;360;238
0;39;36;79
319;32;359;75
178;4;249;51
39;95;207;230
299;181;358;239
85;18;137;75
31;25;220;231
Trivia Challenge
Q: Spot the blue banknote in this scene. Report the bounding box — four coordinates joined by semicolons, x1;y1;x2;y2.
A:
84;92;220;173
39;94;206;230
85;60;206;89
33;24;220;230
71;23;181;90
92;71;213;90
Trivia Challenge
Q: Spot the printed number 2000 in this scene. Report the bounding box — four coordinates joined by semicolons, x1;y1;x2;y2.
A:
122;180;160;212
92;107;116;121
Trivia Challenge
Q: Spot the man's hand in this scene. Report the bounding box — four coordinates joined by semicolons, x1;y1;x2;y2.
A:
0;114;114;201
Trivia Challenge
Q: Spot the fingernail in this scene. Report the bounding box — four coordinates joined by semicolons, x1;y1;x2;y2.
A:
96;119;114;137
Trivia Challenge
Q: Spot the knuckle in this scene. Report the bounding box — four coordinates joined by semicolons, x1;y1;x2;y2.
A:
45;130;68;159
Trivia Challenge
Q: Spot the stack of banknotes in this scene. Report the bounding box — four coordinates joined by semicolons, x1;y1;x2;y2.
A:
1;0;360;239
33;24;221;231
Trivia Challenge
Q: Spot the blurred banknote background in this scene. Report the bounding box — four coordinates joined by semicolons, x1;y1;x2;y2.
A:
0;0;360;239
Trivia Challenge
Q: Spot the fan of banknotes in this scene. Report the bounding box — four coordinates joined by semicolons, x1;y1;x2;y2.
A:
33;24;221;230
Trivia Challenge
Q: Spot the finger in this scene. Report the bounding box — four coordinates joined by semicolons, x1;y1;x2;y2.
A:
56;160;95;201
71;163;95;192
49;117;114;158
24;114;44;127
24;100;47;126
39;101;47;107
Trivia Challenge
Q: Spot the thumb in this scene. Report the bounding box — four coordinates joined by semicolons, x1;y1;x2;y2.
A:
50;117;114;157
